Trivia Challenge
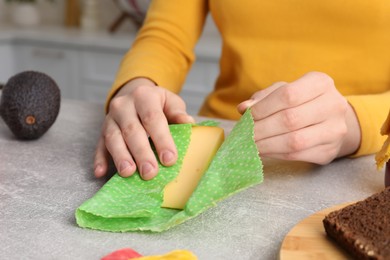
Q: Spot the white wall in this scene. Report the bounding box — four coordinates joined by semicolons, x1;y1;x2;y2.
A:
0;43;14;83
0;1;7;24
0;0;133;31
0;0;218;35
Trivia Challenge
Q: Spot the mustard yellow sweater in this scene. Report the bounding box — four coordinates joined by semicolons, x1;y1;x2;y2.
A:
108;0;390;156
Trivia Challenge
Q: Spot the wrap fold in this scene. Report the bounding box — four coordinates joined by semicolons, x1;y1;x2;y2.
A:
76;110;263;232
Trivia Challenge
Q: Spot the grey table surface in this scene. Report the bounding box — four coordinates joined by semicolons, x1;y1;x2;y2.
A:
0;99;385;260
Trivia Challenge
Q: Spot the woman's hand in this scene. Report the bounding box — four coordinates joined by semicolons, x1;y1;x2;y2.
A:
237;72;361;164
94;78;194;180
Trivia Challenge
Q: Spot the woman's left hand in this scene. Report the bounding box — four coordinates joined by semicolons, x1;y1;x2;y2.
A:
237;71;361;165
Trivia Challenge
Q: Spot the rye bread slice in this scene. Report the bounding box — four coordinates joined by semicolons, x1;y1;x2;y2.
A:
323;187;390;260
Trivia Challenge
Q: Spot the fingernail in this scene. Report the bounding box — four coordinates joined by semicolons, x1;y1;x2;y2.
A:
94;164;101;172
94;164;103;177
187;115;195;124
141;163;155;180
119;161;132;173
245;99;256;107
161;151;175;165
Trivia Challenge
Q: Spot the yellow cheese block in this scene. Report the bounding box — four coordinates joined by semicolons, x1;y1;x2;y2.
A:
380;110;390;135
376;136;390;169
376;109;390;169
162;125;225;209
136;249;197;260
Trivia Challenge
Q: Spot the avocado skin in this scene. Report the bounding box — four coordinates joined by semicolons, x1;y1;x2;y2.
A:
0;71;61;140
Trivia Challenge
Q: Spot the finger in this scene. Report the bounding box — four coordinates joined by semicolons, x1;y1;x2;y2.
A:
116;116;159;180
237;81;287;114
133;91;178;170
251;72;333;120
256;120;345;156
164;91;195;124
253;94;330;140
103;118;137;178
94;136;110;178
110;89;162;180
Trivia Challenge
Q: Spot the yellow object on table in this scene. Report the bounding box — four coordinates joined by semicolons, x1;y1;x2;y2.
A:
375;109;390;169
136;250;197;260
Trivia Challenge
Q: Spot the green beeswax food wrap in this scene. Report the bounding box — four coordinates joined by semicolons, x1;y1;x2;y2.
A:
76;110;263;232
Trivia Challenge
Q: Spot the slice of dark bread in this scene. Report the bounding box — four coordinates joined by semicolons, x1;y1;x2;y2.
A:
323;187;390;260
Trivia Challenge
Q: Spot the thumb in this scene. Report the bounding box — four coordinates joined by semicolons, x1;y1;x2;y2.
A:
237;81;287;114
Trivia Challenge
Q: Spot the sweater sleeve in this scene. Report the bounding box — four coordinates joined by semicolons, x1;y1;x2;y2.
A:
346;90;390;156
105;0;209;112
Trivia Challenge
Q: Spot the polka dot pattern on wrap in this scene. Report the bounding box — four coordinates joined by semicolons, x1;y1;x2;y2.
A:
75;109;263;232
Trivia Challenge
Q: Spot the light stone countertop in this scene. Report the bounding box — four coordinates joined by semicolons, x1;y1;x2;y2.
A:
0;99;385;260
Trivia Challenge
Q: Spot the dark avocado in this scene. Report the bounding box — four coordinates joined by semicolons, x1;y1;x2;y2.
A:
0;71;61;140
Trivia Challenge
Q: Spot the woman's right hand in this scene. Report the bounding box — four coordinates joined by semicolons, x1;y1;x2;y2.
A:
93;78;194;180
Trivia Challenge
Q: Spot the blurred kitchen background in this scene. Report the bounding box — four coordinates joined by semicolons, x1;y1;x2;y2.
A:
0;0;220;114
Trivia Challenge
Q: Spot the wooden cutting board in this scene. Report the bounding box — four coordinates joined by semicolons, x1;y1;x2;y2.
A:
279;203;353;260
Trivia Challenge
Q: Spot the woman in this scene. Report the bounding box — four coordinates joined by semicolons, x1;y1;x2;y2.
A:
94;0;390;180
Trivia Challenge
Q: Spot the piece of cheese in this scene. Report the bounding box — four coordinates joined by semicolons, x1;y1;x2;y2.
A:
376;136;390;169
376;110;390;169
136;249;197;260
162;125;224;209
380;110;390;135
